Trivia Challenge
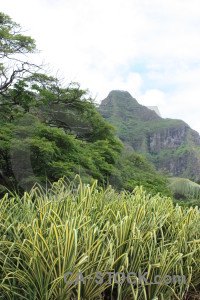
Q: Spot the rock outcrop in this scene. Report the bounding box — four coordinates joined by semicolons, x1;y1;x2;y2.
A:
98;90;200;182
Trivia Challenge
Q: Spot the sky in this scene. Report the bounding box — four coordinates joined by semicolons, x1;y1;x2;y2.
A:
1;0;200;133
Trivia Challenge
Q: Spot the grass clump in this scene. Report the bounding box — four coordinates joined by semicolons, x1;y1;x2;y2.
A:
169;177;200;208
0;176;200;299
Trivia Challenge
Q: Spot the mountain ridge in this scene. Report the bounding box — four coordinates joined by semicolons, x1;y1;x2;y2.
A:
98;90;200;182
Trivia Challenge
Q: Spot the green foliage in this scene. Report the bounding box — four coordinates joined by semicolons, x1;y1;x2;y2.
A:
98;90;200;183
98;91;184;153
168;177;200;207
0;74;123;194
0;12;37;93
0;14;171;200
0;178;199;299
109;151;172;197
0;13;36;55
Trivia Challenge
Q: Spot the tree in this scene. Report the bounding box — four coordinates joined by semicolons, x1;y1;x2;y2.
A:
0;71;123;193
108;151;172;197
0;12;37;93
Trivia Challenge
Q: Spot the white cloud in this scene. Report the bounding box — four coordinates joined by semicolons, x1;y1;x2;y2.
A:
139;89;166;107
1;0;200;132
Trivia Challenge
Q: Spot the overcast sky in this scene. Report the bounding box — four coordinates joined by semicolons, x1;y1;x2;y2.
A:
2;0;200;133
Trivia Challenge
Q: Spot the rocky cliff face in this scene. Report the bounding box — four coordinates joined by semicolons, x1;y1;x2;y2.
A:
98;90;200;182
148;126;188;152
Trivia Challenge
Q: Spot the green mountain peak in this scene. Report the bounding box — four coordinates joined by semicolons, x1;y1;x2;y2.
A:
98;90;200;182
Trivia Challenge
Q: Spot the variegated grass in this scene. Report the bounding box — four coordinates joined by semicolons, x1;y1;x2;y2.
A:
0;175;199;299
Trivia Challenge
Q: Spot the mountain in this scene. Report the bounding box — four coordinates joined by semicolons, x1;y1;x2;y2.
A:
98;90;200;182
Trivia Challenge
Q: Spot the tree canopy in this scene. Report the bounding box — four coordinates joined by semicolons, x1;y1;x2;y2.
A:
0;12;37;93
0;12;172;199
0;72;123;193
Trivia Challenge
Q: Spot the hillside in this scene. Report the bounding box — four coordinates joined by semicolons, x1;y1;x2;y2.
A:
98;90;200;182
109;150;172;197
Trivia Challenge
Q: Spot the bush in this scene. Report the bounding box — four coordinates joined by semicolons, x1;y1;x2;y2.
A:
0;176;200;299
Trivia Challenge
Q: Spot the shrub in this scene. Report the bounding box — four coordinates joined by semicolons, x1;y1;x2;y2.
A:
0;176;199;299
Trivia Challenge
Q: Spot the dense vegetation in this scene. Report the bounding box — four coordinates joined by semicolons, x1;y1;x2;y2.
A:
169;177;200;207
98;90;200;183
0;73;123;194
0;13;125;195
0;178;200;299
97;90;184;154
0;12;200;300
109;151;172;197
0;12;171;199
